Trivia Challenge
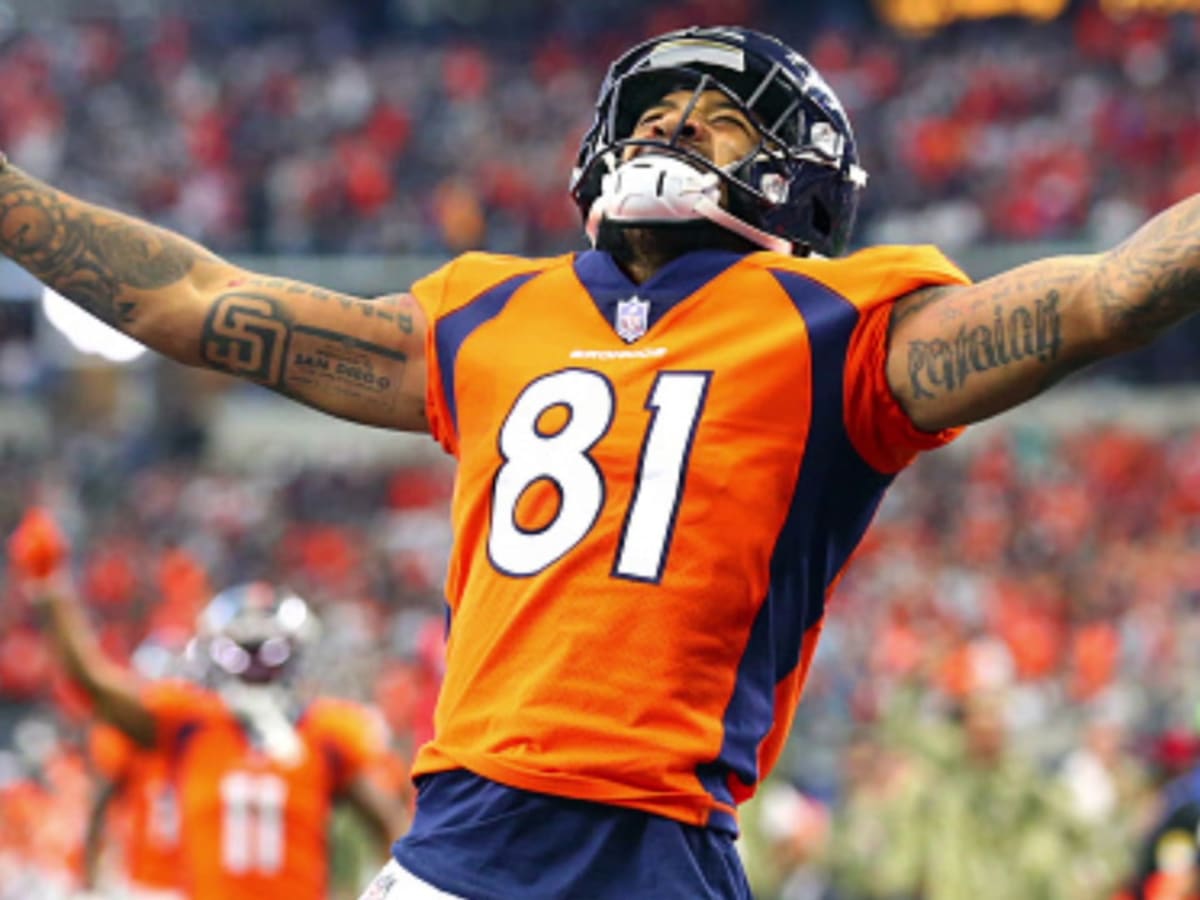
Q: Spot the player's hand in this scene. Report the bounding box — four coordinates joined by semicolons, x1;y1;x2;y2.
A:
8;507;68;579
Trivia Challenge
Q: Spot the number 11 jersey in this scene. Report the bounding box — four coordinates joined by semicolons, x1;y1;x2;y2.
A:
409;245;969;832
143;683;387;899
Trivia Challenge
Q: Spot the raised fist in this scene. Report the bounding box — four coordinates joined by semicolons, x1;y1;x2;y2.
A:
8;507;67;579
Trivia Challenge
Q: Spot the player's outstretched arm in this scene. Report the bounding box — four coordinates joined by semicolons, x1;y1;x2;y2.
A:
0;154;429;432
7;509;157;745
886;194;1200;430
24;574;158;744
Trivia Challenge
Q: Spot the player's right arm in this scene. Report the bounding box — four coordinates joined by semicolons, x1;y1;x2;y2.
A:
7;509;158;745
30;572;158;745
0;154;429;432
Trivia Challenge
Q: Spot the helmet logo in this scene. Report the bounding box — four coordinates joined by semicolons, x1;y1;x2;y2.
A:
811;122;846;161
761;173;788;204
615;296;651;343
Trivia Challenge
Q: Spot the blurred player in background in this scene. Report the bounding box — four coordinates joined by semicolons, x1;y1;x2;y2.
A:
81;631;193;899
84;721;185;900
6;20;1200;899
8;509;405;900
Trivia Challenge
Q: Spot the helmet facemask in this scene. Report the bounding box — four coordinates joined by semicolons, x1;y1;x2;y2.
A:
192;582;317;688
206;632;298;685
572;28;868;258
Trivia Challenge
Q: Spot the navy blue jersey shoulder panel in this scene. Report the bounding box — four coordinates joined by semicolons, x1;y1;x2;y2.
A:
434;271;540;434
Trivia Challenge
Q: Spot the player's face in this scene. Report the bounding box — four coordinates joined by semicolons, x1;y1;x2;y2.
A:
624;88;759;168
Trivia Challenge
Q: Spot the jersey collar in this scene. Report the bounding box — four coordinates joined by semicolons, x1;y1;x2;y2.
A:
572;249;746;340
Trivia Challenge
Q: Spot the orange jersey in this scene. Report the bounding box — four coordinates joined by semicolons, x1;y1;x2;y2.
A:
144;682;387;900
410;246;969;831
89;722;184;891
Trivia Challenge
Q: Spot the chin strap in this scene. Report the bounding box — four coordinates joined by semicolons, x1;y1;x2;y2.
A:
586;154;792;255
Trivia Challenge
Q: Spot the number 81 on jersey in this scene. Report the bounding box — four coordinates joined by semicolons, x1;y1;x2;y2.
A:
488;368;712;583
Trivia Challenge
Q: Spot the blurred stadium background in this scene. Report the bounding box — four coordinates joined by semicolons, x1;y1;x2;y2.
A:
4;0;1200;897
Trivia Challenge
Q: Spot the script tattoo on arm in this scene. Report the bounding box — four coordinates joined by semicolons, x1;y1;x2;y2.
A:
887;256;1105;429
902;287;1065;399
0;165;215;327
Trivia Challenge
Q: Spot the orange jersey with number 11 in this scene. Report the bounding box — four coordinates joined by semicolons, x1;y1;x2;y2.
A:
144;683;386;900
409;246;969;832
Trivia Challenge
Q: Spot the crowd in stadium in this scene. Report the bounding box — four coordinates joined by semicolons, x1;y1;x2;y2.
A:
7;0;1200;898
1;2;1198;257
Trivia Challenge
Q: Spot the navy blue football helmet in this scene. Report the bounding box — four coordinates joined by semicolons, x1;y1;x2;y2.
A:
570;26;867;257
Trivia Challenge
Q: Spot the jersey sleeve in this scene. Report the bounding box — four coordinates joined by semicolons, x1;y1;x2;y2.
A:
410;260;458;456
409;252;564;457
140;679;210;749
307;699;391;793
838;245;972;474
88;723;134;782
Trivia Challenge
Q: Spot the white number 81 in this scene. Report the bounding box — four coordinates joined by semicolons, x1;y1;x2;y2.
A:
488;368;710;582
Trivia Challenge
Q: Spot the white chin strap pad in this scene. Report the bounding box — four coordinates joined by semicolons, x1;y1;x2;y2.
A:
586;154;792;255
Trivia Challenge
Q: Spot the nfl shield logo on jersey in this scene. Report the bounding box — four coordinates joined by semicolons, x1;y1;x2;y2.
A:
615;295;650;343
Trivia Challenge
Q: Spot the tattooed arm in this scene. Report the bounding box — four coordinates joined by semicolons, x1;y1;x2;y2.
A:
0;155;428;431
887;196;1200;430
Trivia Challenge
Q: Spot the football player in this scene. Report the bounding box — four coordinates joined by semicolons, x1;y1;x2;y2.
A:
4;23;1200;898
82;630;194;900
85;721;187;900
8;510;406;900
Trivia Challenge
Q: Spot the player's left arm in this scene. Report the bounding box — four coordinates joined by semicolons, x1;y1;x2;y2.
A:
8;509;158;745
887;196;1200;430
